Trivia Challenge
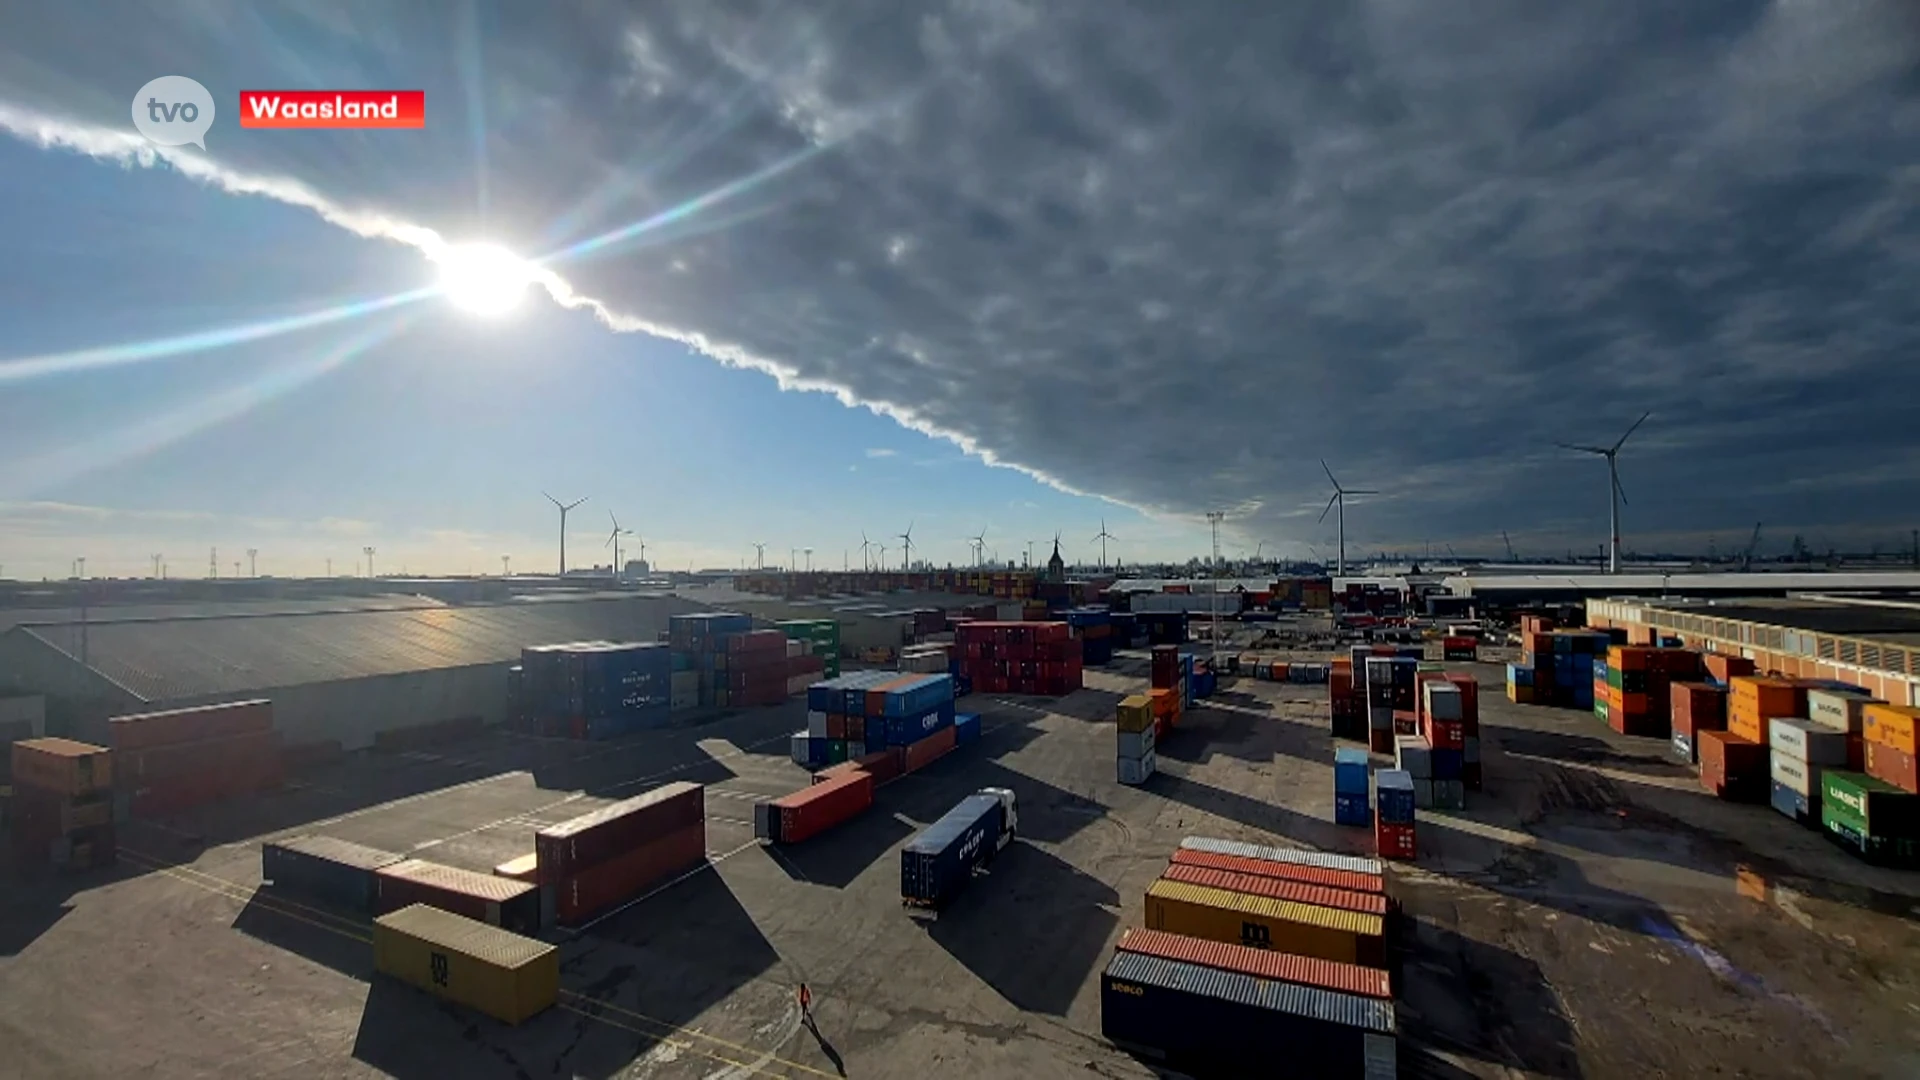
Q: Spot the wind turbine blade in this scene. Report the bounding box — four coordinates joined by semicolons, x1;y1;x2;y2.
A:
1317;492;1339;524
543;491;561;509
1554;442;1610;455
1321;459;1340;490
1344;489;1379;496
1612;410;1651;453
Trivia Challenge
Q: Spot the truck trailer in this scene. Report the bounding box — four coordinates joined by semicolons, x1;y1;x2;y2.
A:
900;787;1017;919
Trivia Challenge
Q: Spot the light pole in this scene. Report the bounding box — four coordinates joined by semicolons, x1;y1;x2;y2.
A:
1206;511;1225;659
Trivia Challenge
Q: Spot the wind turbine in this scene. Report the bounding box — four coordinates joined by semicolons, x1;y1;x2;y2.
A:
859;530;876;571
1556;411;1650;574
752;542;767;570
803;546;814;572
1318;460;1378;577
605;511;634;575
968;526;988;569
898;520;915;571
1091;519;1117;569
543;492;588;575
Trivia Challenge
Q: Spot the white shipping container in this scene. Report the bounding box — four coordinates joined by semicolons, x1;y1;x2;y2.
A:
807;710;830;739
1118;725;1156;760
1395;736;1433;778
1770;752;1823;798
1768;717;1849;766
1118;750;1157;786
1806;689;1875;734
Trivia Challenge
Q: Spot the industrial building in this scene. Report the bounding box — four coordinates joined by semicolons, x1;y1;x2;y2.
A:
1588;594;1920;707
0;593;706;749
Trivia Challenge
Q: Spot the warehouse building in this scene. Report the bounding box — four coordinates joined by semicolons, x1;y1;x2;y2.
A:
0;593;706;750
1588;595;1920;707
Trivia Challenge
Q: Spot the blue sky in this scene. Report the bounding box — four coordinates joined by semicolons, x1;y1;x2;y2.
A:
1;3;1916;580
0;134;1202;579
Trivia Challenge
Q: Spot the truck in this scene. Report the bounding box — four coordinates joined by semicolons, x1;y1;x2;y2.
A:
900;787;1018;919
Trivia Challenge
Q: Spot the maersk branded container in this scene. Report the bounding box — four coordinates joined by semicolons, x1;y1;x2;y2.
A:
262;835;404;914
1144;879;1386;965
1115;927;1392;1000
770;771;873;844
1160;863;1388;918
1100;950;1396;1079
1179;835;1383;877
375;859;541;934
374;904;559;1025
1169;848;1385;896
901;792;1005;909
555;821;705;926
536;781;704;882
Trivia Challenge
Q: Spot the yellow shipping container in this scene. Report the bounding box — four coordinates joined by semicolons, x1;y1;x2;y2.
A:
1143;879;1385;966
373;904;559;1025
1865;704;1920;756
1116;695;1154;733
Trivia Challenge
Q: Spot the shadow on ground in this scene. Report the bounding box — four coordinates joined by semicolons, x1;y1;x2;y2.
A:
925;840;1118;1016
231;886;373;980
770;805;916;889
1398;917;1584;1079
1145;767;1373;862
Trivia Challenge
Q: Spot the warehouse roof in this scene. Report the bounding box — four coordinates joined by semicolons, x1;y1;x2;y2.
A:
0;594;452;632
1446;571;1920;597
10;594;700;702
1636;597;1920;642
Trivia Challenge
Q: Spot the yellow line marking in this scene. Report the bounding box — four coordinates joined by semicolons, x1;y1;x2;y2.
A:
116;846;824;1078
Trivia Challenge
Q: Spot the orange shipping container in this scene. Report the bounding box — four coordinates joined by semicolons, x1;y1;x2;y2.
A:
108;699;272;752
11;738;112;797
1865;741;1920;794
1728;677;1807;744
1168;848;1384;896
1703;653;1756;683
1160;862;1387;917
1864;704;1920;756
900;725;957;773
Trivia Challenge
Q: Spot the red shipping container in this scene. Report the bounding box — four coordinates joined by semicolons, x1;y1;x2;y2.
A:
1703;653;1756;683
108;699;272;752
1168;848;1384;895
1698;730;1767;801
1423;719;1466;751
726;630;789;656
1866;741;1920;794
900;725;958;774
851;749;901;785
1440;672;1480;732
117;728;282;785
1374;820;1416;861
824;714;849;740
1670;683;1727;739
556;822;707;926
772;771;873;844
375;858;540;932
1391;709;1418;735
537;781;705;882
1160;863;1387;917
1116;927;1391;1000
1413;672;1449;722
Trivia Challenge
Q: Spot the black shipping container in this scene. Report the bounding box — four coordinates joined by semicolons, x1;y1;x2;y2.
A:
901;793;1003;910
263;835;405;914
1101;951;1396;1079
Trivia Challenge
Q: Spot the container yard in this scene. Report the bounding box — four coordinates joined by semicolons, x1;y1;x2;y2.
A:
3;597;1920;1079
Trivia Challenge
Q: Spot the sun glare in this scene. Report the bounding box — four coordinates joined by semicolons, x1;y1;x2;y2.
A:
433;242;535;318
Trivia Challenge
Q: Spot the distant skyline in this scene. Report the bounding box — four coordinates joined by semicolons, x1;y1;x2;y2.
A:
2;5;1916;580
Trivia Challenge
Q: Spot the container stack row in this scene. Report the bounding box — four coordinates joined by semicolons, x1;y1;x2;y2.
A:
1136;611;1189;647
763;694;982;846
1362;655;1418;753
1329;657;1364;741
1101;836;1397;1078
954;621;1083;696
1508;629;1610;710
108;699;283;818
670;612;823;711
516;640;673;738
1594;645;1704;737
1333;747;1371;826
773;619;844;680
794;672;958;771
1236;655;1332;684
1117;695;1157;786
9;737;116;870
535;780;707;926
1064;607;1115;667
1669;681;1730;764
1149;645;1187;738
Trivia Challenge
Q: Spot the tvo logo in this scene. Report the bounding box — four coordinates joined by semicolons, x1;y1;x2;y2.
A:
132;76;215;149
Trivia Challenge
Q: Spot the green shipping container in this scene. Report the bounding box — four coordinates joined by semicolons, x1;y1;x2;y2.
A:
1821;771;1920;840
1822;802;1920;867
827;739;848;764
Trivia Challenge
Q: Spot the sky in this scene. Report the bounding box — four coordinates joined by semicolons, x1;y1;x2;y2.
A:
0;3;1916;581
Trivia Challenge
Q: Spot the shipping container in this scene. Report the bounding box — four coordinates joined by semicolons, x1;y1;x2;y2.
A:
1866;742;1920;795
901;725;958;773
1699;730;1768;801
262;835;405;914
770;771;873;844
1117;751;1157;786
11;738;112;797
108;699;273;752
1168;848;1385;895
556;822;706;926
493;854;540;884
116;728;283;785
1115;927;1391;1000
1822;771;1920;838
1178;835;1382;877
1100;950;1396;1079
1865;704;1920;756
1770;718;1849;766
1144;878;1385;965
1807;689;1876;734
536;781;704;883
373;904;558;1024
954;712;982;746
1117;725;1156;761
1161;862;1388;917
901;790;1013;912
375;859;541;934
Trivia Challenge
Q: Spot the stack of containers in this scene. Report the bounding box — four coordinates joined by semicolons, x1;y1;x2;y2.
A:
667;612;753;709
1118;694;1157;785
108;699;284;817
1109;611;1139;648
1416;682;1466;808
1807;688;1874;764
1328;658;1364;740
520;641;673;738
1443;672;1483;791
755;768;875;845
1362;656;1416;754
1333;748;1371;826
1371;769;1415;859
1190;657;1217;699
1148;645;1187;738
1703;652;1758;685
775;619;843;679
1064;608;1115;667
1600;646;1703;736
536;781;707;927
1718;676;1810;796
1699;729;1769;802
1669;682;1729;765
1821;768;1920;866
954;621;1083;695
1769;717;1851;825
1516;630;1609;709
1505;662;1534;704
1144;841;1389;966
720;630;799;708
1865;704;1920;795
9;738;115;870
797;672;956;772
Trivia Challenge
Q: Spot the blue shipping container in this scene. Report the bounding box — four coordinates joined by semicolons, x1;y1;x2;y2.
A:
1334;792;1372;827
954;712;982;746
1333;748;1371;796
1429;749;1464;781
583;705;673;740
1376;770;1416;824
1771;781;1812;824
262;836;403;914
1507;663;1533;687
886;703;955;747
901;793;1005;909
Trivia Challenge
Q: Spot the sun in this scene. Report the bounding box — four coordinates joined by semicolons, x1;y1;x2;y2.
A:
432;242;535;318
